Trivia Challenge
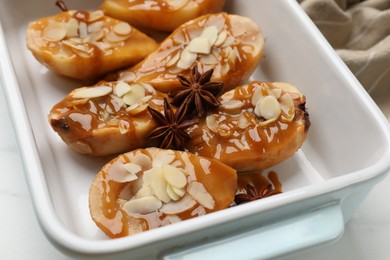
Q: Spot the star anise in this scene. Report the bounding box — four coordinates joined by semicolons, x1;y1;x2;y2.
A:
55;0;68;11
234;184;281;205
169;65;224;117
147;98;199;150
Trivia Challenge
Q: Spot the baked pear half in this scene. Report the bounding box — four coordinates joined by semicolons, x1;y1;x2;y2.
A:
89;148;237;238
100;0;225;32
26;10;158;81
116;13;264;93
49;80;309;173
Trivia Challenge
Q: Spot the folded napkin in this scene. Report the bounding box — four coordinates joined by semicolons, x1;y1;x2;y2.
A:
298;0;390;95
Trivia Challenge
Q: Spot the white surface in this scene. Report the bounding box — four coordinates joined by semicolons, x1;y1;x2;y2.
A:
1;82;390;260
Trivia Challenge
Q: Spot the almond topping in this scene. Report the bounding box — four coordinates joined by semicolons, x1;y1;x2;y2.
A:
66;18;79;38
71;86;112;99
114;81;132;97
88;10;104;22
201;26;218;46
105;31;129;43
132;153;152;171
43;22;67;42
108;158;138;183
123;163;142;175
166;51;181;67
113;22;132;36
122;196;162;214
215;30;228;47
188;37;212;54
280;93;295;122
160;195;197;214
206;114;219;133
150;167;171;203
257;95;281;120
177;48;197;69
187;182;215;210
162;164;187;189
166;185;181;201
221;100;243;110
123;84;146;106
172;186;186;197
88;21;104;33
166;0;189;9
79;22;88;38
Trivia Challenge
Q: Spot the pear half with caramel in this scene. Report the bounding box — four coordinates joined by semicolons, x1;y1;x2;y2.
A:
89;148;237;238
26;10;158;81
116;12;264;93
100;0;226;32
49;81;309;173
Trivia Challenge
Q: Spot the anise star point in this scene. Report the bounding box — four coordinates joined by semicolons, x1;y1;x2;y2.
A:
169;65;224;117
234;184;281;205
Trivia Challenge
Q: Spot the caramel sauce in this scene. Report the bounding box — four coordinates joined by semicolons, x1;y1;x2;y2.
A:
118;12;263;93
91;149;237;238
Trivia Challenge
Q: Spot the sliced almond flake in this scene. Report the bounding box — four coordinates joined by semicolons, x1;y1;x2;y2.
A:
43;22;67;42
199;53;219;65
150;166;171;203
113;22;132;36
119;120;130;134
252;86;265;106
177;48;197;70
162;164;187;189
79;22;88;38
94;41;112;51
188;37;212;54
279;93;295;122
258;118;277;127
166;51;181;67
122;196;162;214
88;21;104;33
167;215;182;224
65;18;79;38
221;100;243;110
71;86;112;99
142;168;154;187
106;117;120;126
132;153;152;171
206;114;219;133
272;88;282;99
221;36;235;48
167;184;181;201
169;66;184;74
220;62;230;77
108;158;138;183
123;84;146;106
140;83;156;95
218;124;232;137
88;10;104;22
214;30;227;47
114;81;132;97
119;72;136;82
126;103;148;115
258;96;281;120
69;37;83;44
152;149;175;167
160;195;197;214
166;0;189;9
238;114;250;129
110;94;125;110
123;162;142;174
105;31;129;43
187;181;215;210
69;141;92;154
201;26;218;46
135;186;153;198
170;160;182;168
273;82;301;94
89;30;105;42
68;98;89;106
172;186;186;197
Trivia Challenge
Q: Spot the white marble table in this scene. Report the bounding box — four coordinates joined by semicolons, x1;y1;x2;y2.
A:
1;84;389;260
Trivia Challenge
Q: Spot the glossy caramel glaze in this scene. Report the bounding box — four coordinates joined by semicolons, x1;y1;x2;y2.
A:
89;148;237;238
26;10;158;81
117;13;264;93
49;81;309;164
100;0;226;32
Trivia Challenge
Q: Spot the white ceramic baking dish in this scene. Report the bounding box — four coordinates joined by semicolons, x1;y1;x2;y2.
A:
1;0;390;259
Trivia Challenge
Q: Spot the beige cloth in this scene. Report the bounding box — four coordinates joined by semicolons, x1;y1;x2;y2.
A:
298;0;390;93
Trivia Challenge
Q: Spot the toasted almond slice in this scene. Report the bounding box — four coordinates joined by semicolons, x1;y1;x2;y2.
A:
132;153;152;171
79;22;88;38
251;86;265;106
119;120;130;134
172;186;186;197
280;93;295;122
94;41;112;51
122;196;162;214
105;31;129;43
177;48;197;69
123;84;146;106
89;30;105;42
221;100;243;110
188;37;212;54
166;50;181;67
66;18;79;38
71;86;112;99
206;114;219;133
152;149;175;167
199;53;219;65
167;215;182;224
135;186;153;198
88;10;105;22
140;83;156;95
43;22;67;42
238;114;250;129
272;88;282;99
167;184;181;201
110;94;125;111
123;162;142;174
162;164;187;189
166;0;189;9
274;82;301;94
88;21;105;33
160;195;197;214
201;26;218;46
114;81;132;97
258;95;281;120
68;98;89;106
187;181;215;210
113;22;132;36
108;158;138;183
150;167;171;203
214;30;227;47
126;103;149;115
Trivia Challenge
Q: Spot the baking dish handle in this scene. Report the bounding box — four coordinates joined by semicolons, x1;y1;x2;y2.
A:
163;203;344;259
